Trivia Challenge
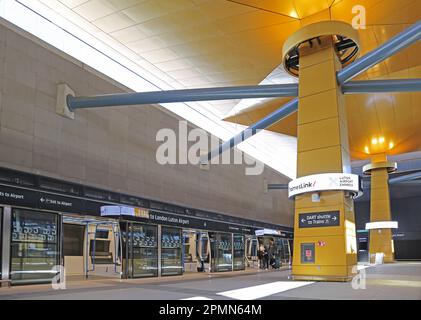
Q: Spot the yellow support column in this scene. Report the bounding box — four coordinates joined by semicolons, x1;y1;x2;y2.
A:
282;21;360;281
363;154;397;263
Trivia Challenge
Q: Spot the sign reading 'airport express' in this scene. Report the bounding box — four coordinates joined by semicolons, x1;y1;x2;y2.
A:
288;173;361;198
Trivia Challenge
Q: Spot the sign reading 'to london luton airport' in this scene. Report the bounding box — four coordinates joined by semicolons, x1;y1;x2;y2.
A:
288;173;362;198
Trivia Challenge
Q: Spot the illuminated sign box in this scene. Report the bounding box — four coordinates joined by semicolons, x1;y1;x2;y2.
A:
365;221;398;230
101;205;149;218
288;173;362;198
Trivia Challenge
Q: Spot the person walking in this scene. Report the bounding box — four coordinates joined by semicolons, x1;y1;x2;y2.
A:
258;243;267;269
268;240;277;269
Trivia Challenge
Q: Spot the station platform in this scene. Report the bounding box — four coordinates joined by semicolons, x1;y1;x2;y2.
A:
0;262;420;300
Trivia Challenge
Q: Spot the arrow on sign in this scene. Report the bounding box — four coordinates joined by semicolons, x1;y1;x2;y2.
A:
40;198;45;203
332;216;337;221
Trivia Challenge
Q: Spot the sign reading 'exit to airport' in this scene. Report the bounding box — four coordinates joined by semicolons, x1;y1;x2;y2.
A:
298;211;340;228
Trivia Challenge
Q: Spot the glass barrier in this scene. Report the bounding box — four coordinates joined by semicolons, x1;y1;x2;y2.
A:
233;234;245;270
210;232;233;272
161;226;182;276
129;223;158;278
10;209;60;284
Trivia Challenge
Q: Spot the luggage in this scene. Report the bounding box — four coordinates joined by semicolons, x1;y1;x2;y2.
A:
271;257;280;269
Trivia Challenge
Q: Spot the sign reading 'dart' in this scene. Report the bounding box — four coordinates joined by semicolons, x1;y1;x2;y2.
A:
288;173;361;198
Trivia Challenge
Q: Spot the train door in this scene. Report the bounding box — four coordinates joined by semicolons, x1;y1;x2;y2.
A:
209;232;233;272
233;234;245;270
123;222;158;278
182;230;210;273
161;226;183;276
245;235;259;269
62;215;122;279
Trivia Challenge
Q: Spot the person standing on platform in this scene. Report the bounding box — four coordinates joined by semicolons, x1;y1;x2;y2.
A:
258;243;266;269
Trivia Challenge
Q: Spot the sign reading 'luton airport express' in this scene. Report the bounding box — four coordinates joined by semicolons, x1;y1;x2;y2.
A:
299;211;340;228
288;173;361;198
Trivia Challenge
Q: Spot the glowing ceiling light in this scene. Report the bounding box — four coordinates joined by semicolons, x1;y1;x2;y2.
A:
289;10;299;19
389;141;394;149
371;138;378;145
364;146;370;154
379;136;385;143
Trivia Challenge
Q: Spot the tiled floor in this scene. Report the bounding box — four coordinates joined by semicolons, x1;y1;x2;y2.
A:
0;263;420;300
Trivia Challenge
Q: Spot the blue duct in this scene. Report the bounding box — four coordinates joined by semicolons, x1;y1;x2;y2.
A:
389;171;421;185
202;98;298;162
342;79;421;94
267;184;289;190
67;78;421;110
337;20;421;83
67;84;298;110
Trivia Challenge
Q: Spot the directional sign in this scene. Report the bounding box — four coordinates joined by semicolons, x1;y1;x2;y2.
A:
299;211;340;228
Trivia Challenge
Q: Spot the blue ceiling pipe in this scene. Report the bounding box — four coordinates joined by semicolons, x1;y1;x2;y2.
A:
201;98;298;163
67;83;298;110
337;20;421;84
342;79;421;94
389;171;421;185
267;184;289;190
204;76;421;162
67;78;421;111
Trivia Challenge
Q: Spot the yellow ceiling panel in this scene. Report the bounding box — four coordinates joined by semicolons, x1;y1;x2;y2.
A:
299;8;332;27
293;0;332;19
228;0;300;18
214;9;296;34
368;0;420;25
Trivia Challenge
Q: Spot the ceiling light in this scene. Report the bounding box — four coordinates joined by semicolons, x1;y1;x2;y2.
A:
364;146;370;154
379;136;385;143
389;141;394;149
289;10;299;19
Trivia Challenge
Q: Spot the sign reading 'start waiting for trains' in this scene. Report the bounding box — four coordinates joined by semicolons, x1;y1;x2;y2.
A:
288;173;361;198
